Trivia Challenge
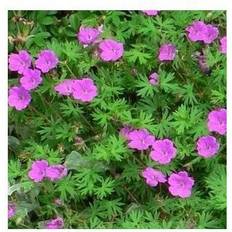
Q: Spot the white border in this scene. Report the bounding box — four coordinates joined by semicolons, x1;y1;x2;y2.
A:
0;1;231;231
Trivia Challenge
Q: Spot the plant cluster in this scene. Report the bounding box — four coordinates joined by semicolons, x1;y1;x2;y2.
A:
8;10;226;229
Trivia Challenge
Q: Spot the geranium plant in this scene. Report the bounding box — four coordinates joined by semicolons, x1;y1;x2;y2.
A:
8;10;226;229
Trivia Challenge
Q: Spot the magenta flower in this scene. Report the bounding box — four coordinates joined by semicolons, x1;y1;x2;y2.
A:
150;139;176;165
196;135;220;158
168;171;194;198
8;50;32;74
207;108;226;135
28;160;49;182
72;78;97;102
8;203;16;219
149;72;159;86
35;50;59;73
158;43;176;61
98;39;124;62
186;21;219;44
45;217;64;229
46;165;68;181
54;79;76;96
8;86;31;111
127;129;155;151
142;167;166;187
142;10;159;16
220;36;227;54
20;68;42;91
119;126;134;140
77;26;100;45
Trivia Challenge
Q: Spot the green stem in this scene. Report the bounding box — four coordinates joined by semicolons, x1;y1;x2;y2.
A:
29;105;50;123
60;61;76;76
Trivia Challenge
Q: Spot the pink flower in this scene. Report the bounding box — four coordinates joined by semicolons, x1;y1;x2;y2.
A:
149;72;159;86
142;167;166;187
127;129;155;151
158;43;176;61
8;86;31;111
46;165;68;181
168;171;194;198
8;50;32;74
54;79;76;96
98;39;124;62
196;135;220;158
35;50;59;73
77;26;100;45
142;10;159;16
207;108;226;135
45;217;64;229
72;78;97;102
28;160;49;182
119;126;134;140
150;139;176;165
220;36;227;54
20;68;42;91
8;203;16;219
186;21;219;44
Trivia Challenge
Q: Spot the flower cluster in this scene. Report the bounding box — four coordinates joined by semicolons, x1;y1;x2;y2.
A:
77;26;124;62
28;160;67;182
8;49;59;110
142;168;194;198
120;127;176;165
54;77;98;102
196;108;226;158
186;21;219;44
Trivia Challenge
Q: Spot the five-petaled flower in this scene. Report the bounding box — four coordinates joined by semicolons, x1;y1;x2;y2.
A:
127;129;155;151
46;165;68;181
77;26;101;45
196;135;220;158
28;160;49;182
98;39;124;62
54;79;76;96
158;43;176;61
8;86;31;111
72;78;98;102
207;108;227;135
20;68;43;91
168;171;194;198
35;49;59;73
8;50;32;74
142;167;166;187
150;139;176;165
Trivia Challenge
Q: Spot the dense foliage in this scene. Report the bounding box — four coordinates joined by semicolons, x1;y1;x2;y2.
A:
8;10;226;229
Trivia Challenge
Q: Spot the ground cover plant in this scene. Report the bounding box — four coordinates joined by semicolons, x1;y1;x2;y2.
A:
8;10;226;229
